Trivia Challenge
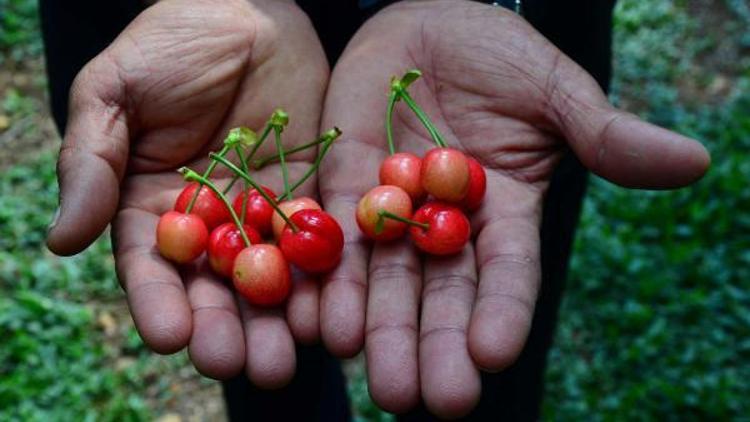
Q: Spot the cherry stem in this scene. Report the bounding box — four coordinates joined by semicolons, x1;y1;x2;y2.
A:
180;168;252;247
209;153;299;233
185;144;231;213
378;210;429;230
235;146;251;225
385;90;398;155
276;127;342;202
253;132;333;169
273;125;292;200
396;89;447;148
222;122;273;195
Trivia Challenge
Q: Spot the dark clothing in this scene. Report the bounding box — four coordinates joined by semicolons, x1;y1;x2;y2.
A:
40;0;615;420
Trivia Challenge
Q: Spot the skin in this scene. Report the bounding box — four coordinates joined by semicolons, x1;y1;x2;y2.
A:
174;182;232;230
410;202;471;256
45;0;328;386
318;1;710;417
421;147;471;202
356;185;413;241
156;211;209;263
207;222;262;278
279;209;344;274
379;152;425;201
232;186;277;236
271;197;321;239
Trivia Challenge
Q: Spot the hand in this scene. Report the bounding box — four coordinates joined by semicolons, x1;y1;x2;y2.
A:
46;0;329;387
318;1;710;417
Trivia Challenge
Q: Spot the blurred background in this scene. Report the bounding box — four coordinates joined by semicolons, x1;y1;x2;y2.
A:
0;0;748;420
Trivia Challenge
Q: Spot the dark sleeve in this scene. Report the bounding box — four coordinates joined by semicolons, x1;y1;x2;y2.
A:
39;0;142;134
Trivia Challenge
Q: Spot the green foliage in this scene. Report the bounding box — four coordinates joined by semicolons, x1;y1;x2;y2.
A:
0;0;42;63
543;0;750;419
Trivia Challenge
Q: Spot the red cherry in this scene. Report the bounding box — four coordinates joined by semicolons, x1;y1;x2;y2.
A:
272;197;321;239
410;202;471;255
356;185;413;241
279;209;344;274
232;186;277;235
461;157;487;211
174;182;231;230
379;152;425;201
208;223;263;278
232;244;291;307
420;148;470;202
156;211;209;263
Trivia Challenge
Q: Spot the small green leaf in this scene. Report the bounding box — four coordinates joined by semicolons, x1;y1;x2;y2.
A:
271;108;290;128
400;69;422;88
225;126;257;148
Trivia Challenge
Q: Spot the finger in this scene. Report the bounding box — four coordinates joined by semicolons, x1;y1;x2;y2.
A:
318;140;381;356
420;246;481;419
364;242;422;414
468;197;541;372
543;51;710;188
286;268;320;345
184;263;245;380
48;56;130;255
112;207;192;354
238;298;296;389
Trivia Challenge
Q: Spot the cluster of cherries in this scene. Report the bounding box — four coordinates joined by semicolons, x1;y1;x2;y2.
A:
155;110;345;307
356;70;486;255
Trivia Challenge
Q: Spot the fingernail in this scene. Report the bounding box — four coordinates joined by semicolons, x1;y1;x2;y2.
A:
47;207;60;233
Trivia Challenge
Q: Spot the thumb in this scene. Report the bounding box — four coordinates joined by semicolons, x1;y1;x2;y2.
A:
47;56;130;256
545;59;710;189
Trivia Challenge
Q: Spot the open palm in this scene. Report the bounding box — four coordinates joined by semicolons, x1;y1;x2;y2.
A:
46;0;329;387
318;1;710;417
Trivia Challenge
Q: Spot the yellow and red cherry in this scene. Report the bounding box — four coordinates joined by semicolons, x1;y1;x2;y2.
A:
420;147;470;202
207;223;262;278
356;185;413;241
156;211;209;263
379;152;425;201
232;244;292;307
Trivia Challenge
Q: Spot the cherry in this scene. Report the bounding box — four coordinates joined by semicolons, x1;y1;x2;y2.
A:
232;186;277;235
279;209;344;274
272;197;321;239
207;223;263;278
174;182;231;230
156;211;209;263
379;152;425;201
356;185;413;241
410;202;471;255
420;147;470;202
462;157;487;211
233;244;291;307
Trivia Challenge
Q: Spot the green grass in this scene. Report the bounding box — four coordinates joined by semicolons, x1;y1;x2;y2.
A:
543;0;750;419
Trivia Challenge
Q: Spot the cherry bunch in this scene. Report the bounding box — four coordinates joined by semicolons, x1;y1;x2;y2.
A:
156;110;344;306
356;70;487;255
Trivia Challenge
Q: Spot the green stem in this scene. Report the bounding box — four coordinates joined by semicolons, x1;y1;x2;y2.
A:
223;123;273;195
180;168;251;247
186;144;231;213
274;125;292;200
209;153;299;233
276;127;342;202
385;90;398;155
235;146;251;225
396;88;447;148
253;133;332;169
378;210;429;230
